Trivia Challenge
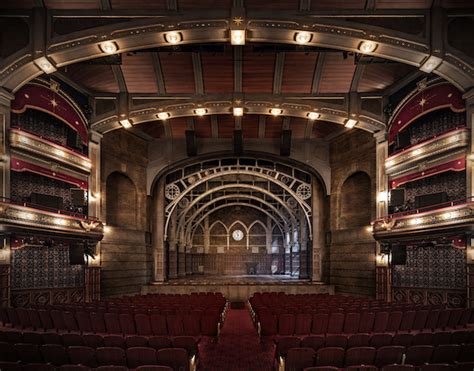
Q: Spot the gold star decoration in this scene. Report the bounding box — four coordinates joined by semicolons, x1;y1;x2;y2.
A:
233;17;244;26
419;98;426;108
50;99;58;108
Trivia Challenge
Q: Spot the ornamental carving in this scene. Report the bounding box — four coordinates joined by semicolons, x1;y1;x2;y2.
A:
165;184;181;200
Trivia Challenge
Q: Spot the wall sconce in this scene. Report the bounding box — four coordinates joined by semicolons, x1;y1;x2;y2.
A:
377;191;388;203
376;254;389;266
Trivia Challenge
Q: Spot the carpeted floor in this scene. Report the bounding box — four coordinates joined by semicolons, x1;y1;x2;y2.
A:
199;308;275;371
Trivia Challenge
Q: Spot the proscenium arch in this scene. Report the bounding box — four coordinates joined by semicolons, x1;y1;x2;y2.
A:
1;11;473;93
170;183;299;240
165;170;310;238
179;194;289;241
189;203;286;243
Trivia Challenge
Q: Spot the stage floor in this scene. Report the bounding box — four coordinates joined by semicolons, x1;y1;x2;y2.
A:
143;274;334;300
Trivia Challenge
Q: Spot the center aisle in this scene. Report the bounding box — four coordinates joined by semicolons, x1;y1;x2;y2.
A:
199;307;275;371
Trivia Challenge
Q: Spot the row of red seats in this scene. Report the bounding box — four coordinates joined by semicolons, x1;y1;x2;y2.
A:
251;292;386;306
278;345;474;371
0;363;171;371
259;308;472;336
275;331;474;356
0;343;191;370
305;365;469;371
0;329;198;351
1;308;220;336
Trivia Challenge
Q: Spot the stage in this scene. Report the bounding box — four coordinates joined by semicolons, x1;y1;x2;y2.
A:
142;275;334;301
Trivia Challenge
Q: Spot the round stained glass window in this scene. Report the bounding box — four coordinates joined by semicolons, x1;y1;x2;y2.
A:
232;229;244;241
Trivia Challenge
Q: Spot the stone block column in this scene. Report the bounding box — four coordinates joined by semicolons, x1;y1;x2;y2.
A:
311;177;325;282
152;177;166;282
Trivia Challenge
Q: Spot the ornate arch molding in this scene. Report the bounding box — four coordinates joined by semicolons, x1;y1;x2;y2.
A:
1;11;473;92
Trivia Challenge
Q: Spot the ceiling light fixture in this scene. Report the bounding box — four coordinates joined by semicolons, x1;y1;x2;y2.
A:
270;108;283;116
119;119;133;129
233;107;244;117
359;40;378;54
34;57;57;74
307;112;320;120
345;119;358;128
194;108;208;116
295;31;312;45
420;55;442;73
99;41;118;54
157;112;171;120
164;31;183;44
230;30;246;45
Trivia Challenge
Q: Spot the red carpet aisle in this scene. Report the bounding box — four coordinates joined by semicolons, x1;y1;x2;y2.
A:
199;307;275;371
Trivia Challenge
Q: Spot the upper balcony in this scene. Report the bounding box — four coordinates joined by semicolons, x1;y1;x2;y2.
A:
372;198;474;241
0;198;103;240
9;128;92;174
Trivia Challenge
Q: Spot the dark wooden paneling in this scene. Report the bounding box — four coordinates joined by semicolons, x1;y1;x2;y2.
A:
311;0;366;9
159;52;195;94
312;120;341;139
136;121;164;138
318;53;357;94
375;0;433;8
178;0;232;10
281;52;318;94
44;0;101;8
358;63;415;93
201;51;234;93
218;115;234;139
290;117;307;139
170;117;188;138
242;51;275;94
195;116;212;138
62;64;119;93
121;53;158;93
2;0;35;8
442;0;473;7
242;115;259;139
245;0;299;10
265;116;283;139
110;0;167;9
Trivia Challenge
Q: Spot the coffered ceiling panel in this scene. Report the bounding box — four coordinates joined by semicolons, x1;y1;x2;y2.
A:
110;0;167;9
62;64;119;94
357;63;415;92
281;52;318;94
218;115;235;139
244;0;299;10
375;0;433;8
242;115;260;139
121;53;158;94
242;51;276;93
290;118;308;139
170;117;188;139
311;0;366;9
43;0;101;8
318;53;357;94
195;116;212;138
265;116;283;139
201;51;234;94
178;0;232;10
159;52;195;94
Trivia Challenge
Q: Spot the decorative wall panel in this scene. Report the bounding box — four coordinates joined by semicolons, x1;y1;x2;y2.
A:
392;245;466;289
11;245;84;290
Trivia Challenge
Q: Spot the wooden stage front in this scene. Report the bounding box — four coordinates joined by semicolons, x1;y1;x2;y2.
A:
142;275;334;301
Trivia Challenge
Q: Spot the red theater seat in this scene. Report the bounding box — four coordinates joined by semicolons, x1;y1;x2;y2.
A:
315;347;345;368
430;344;461;364
126;347;157;368
374;346;405;368
404;345;434;366
62;333;85;347
276;336;301;358
40;344;69;365
347;333;370;348
67;346;98;368
96;347;127;366
286;347;315;371
156;348;189;371
301;336;325;352
150;314;168;336
344;346;376;367
312;313;329;335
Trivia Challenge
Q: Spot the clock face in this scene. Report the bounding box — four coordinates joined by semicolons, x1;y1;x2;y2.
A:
232;229;244;241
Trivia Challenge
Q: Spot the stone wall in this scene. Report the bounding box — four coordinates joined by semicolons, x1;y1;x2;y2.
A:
329;129;376;297
100;130;151;297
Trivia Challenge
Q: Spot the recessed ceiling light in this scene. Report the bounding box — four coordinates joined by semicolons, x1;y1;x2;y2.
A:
233;107;244;117
230;30;246;45
99;41;118;54
164;31;182;44
34;57;57;74
119;119;132;129
420;55;442;73
307;112;320;120
295;32;312;45
270;108;283;116
345;119;358;128
194;108;208;116
359;40;377;54
157;112;171;120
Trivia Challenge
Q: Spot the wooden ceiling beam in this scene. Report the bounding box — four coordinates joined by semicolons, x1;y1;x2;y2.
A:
350;62;366;93
211;115;219;138
299;0;311;11
234;46;243;93
100;0;111;10
258;115;266;138
192;52;204;95
111;65;127;93
383;69;424;97
311;53;326;94
151;52;167;95
53;71;94;97
166;0;178;11
273;52;285;95
304;120;314;139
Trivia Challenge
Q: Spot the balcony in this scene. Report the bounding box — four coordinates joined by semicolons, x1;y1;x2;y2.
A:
9;128;92;173
385;128;469;178
372;198;474;240
0;198;103;240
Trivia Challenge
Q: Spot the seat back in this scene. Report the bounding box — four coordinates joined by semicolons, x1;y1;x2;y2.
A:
286;347;316;371
312;313;329;334
126;347;157;369
156;348;189;371
316;347;345;367
68;345;98;368
405;345;434;366
374;345;405;368
96;347;127;366
345;346;376;367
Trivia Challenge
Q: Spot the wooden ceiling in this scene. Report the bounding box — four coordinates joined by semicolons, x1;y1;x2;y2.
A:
3;0;472;9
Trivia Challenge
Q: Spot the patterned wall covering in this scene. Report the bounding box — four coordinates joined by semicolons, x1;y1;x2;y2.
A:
400;108;465;150
11;245;84;290
10;171;87;214
11;109;87;154
402;171;466;210
392;245;466;289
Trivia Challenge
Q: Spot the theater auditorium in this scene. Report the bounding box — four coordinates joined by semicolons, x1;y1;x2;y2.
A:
0;1;473;370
